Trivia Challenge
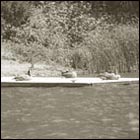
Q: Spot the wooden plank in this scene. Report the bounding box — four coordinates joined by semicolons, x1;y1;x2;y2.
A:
1;77;139;87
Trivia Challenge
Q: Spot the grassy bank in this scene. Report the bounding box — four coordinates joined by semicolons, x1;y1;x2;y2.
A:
1;60;71;77
1;22;139;74
1;59;139;78
1;2;139;74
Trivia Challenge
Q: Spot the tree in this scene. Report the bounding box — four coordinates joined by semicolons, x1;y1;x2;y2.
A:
1;1;32;40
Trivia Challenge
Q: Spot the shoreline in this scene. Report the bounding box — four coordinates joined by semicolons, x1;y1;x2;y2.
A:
1;60;139;78
1;60;70;77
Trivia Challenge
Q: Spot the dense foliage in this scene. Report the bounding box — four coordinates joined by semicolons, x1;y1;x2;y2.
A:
1;1;139;73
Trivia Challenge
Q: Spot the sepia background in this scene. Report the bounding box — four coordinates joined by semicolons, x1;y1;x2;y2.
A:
1;1;139;139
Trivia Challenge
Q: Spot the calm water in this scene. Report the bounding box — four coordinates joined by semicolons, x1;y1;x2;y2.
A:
1;84;139;139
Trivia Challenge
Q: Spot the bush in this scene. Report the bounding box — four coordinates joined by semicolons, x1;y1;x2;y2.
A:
1;2;139;73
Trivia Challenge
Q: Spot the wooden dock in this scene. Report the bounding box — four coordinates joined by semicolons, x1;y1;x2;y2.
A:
1;77;139;87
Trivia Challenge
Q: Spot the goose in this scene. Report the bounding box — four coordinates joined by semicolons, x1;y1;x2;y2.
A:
113;69;121;80
98;71;121;80
13;68;32;81
61;70;77;78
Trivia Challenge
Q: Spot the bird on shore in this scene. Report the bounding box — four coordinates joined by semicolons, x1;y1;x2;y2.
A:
61;69;77;78
97;71;121;80
13;68;32;81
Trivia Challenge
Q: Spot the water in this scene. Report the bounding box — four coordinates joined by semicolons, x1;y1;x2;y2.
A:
1;84;139;139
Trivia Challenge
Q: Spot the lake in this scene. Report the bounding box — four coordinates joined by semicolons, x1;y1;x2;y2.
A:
1;83;139;139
